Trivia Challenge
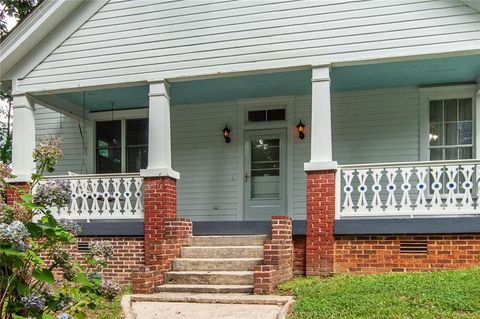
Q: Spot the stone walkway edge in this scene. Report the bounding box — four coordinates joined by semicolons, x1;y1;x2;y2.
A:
121;293;295;319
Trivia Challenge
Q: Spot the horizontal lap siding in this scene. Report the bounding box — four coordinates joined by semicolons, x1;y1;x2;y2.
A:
20;0;480;91
35;106;88;175
332;88;420;164
171;102;240;221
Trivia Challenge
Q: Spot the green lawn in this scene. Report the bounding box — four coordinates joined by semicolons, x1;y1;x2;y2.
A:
278;268;480;319
85;287;128;319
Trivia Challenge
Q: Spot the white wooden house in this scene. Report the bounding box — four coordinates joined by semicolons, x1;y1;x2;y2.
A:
2;0;480;289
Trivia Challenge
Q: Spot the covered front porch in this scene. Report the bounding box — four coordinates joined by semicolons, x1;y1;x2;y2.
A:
10;54;480;232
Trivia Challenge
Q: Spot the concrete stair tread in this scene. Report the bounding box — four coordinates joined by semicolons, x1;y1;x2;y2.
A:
156;284;254;293
185;245;263;248
176;258;263;261
188;235;268;247
167;271;254;275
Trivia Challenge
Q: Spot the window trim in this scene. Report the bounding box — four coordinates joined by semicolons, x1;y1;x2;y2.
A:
419;85;479;161
91;109;148;173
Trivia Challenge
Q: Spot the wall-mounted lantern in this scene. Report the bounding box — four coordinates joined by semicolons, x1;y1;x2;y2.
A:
296;120;306;140
223;124;231;143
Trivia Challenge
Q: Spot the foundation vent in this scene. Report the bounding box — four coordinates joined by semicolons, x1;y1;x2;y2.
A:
399;240;428;254
77;242;90;253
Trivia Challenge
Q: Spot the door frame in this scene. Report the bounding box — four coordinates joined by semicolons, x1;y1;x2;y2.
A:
236;96;296;221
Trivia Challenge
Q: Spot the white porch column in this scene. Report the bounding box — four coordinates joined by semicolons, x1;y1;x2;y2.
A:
11;94;36;182
140;80;179;179
304;65;337;171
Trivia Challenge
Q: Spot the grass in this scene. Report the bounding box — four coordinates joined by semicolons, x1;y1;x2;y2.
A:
278;268;480;319
85;287;128;319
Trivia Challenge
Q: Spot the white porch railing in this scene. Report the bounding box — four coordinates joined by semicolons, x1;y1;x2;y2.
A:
337;160;480;219
40;173;144;219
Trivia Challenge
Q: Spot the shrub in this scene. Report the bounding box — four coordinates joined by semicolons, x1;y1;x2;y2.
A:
0;136;119;319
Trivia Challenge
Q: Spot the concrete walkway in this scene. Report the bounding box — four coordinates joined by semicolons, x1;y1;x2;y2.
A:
122;293;294;319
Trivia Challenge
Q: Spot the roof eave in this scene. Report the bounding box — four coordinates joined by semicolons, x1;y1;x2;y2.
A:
0;0;83;81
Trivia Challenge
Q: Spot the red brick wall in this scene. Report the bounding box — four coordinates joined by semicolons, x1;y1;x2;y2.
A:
335;235;480;273
60;237;144;285
143;176;177;265
254;216;293;294
293;236;306;275
306;170;336;276
5;182;29;206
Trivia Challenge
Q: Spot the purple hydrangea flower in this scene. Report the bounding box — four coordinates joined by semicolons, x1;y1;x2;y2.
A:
57;314;71;319
34;180;71;208
90;241;113;260
58;219;82;236
0;221;29;244
21;293;45;310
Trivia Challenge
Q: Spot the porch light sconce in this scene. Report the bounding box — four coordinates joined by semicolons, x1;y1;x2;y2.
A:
223;124;231;143
296;120;306;139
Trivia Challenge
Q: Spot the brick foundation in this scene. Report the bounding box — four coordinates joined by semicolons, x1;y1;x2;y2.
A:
5;182;29;206
335;234;480;273
132;218;192;293
254;216;293;294
306;170;336;276
69;237;144;285
293;236;306;275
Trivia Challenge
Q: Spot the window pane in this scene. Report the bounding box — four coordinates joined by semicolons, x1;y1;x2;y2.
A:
429;100;443;122
459;98;473;121
248;110;266;122
445;123;457;145
458;122;472;145
444;99;457;122
126;119;148;146
96;121;121;148
459;147;473;159
96;120;121;173
430;148;443;160
127;146;148;173
429;123;443;146
445;148;458;160
96;148;121;173
266;109;286;121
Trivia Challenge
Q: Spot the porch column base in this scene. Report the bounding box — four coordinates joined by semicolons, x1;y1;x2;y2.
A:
140;168;180;179
304;161;338;172
306;170;336;276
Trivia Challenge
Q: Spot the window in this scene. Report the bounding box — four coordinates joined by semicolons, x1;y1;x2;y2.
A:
248;109;285;122
96;119;148;173
429;98;473;160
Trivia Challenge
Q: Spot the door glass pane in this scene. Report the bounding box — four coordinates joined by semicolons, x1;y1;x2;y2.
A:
445;148;458;160
250;138;280;199
459;147;473;159
96;121;121;173
430;148;443;161
126;119;148;172
445;123;457;145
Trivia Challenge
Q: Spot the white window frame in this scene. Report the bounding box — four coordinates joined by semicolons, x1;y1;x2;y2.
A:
419;84;479;161
90;109;148;173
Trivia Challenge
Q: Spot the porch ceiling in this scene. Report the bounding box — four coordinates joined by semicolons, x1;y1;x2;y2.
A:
55;55;479;112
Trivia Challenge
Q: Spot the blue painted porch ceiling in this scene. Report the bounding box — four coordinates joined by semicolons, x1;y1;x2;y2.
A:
56;55;479;111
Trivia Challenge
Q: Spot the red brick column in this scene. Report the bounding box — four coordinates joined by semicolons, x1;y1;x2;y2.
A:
5;182;30;206
254;216;293;294
306;170;336;276
143;176;177;265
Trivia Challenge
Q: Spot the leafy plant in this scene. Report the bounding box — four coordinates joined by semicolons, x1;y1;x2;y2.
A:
0;137;120;319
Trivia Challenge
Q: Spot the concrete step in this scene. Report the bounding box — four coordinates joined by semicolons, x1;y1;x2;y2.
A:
173;258;263;271
188;235;268;247
156;284;254;294
165;271;254;285
181;246;263;258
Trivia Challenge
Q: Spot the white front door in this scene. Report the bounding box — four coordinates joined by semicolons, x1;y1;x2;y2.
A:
244;129;287;220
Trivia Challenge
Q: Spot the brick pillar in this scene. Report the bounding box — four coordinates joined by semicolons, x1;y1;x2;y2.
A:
306;170;336;276
5;182;30;206
143;176;177;265
254;216;293;295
